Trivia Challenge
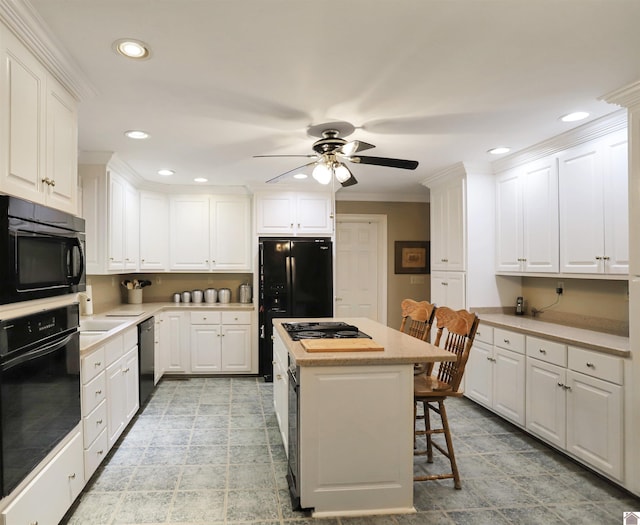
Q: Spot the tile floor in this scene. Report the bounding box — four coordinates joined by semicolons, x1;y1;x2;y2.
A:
62;377;639;524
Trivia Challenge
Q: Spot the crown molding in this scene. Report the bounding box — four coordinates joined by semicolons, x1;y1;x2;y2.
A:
421;162;467;188
0;0;96;100
491;109;627;174
602;80;640;110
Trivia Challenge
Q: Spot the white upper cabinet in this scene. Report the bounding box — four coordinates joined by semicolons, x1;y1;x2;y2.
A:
495;156;559;273
107;172;138;272
430;177;465;271
139;191;169;271
169;194;252;271
558;130;628;274
0;26;78;214
256;192;333;235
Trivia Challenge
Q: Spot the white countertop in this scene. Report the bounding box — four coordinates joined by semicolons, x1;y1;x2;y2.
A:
478;313;629;357
275;317;456;366
79;301;255;353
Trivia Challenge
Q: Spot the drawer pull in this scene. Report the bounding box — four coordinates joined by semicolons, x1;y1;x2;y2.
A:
69;473;76;480
586;362;595;368
95;362;102;367
487;357;496;362
97;419;103;425
276;374;282;380
557;382;564;388
95;390;102;395
538;348;546;354
98;449;104;455
503;339;510;344
123;367;130;373
272;360;277;365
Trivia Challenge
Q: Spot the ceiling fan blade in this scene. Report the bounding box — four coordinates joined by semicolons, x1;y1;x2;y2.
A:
350;155;419;170
338;140;376;156
254;154;317;158
340;173;358;187
265;161;316;184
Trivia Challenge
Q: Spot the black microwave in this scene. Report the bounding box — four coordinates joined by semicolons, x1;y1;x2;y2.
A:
0;195;86;305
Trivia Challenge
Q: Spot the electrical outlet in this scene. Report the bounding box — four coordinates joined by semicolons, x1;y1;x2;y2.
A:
156;277;162;285
556;281;564;295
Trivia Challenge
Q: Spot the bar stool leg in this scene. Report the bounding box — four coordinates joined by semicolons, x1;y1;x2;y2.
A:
424;400;433;463
439;400;461;489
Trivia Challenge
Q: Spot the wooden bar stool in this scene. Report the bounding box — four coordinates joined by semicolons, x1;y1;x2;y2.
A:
399;299;436;342
413;306;479;489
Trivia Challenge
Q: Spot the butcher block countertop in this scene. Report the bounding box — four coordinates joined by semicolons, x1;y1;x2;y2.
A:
274;317;456;367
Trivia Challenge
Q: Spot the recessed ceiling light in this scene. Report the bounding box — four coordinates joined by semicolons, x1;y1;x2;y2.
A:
560;111;589;123
157;169;174;176
113;39;151;60
194;177;208;183
293;173;308;179
488;147;510;155
124;130;149;140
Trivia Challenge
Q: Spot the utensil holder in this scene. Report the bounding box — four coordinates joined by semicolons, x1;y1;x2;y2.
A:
128;289;143;304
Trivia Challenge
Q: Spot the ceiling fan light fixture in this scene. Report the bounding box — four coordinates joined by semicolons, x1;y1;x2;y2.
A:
312;163;332;185
334;163;352;183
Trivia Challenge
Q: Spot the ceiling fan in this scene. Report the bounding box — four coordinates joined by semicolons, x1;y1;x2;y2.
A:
254;123;419;187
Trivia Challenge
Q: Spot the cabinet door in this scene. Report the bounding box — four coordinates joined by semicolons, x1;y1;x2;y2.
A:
495;168;523;272
566;370;623;479
272;332;288;451
525;357;566;448
163;312;190;373
0;29;46;204
295;193;333;234
107;174;126;271
140;192;169;270
464;340;493;407
123;184;139;270
256;193;295;234
169;196;210;270
106;358;126;448
123;347;139;422
431;179;465;271
221;325;251;372
522;157;559;273
493;347;526;425
431;271;466;310
558;141;604;273
602;130;629;274
190;325;222;372
45;76;78;214
211;197;251;270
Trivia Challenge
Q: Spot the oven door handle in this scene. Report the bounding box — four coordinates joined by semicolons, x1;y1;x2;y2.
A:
1;333;76;371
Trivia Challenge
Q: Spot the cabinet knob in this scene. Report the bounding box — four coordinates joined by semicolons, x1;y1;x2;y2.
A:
586;362;595;368
95;362;102;367
272;360;277;365
290;223;294;228
96;390;102;395
503;339;510;344
595;256;603;260
557;382;565;388
603;256;610;261
276;374;282;380
96;419;103;425
441;282;448;286
123;367;130;373
69;473;76;480
50;179;56;187
97;449;104;455
538;348;546;354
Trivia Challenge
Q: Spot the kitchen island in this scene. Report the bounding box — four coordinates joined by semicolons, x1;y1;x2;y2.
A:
272;317;455;518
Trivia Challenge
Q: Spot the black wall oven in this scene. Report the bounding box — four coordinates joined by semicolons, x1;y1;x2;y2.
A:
0;195;86;305
0;303;81;496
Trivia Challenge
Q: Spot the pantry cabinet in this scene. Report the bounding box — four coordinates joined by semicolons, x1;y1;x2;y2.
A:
256;191;334;235
558;129;628;274
495;156;559;273
0;25;78;214
169;195;251;271
430;177;465;271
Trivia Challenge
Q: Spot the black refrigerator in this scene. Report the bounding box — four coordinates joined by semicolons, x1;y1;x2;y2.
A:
259;237;333;381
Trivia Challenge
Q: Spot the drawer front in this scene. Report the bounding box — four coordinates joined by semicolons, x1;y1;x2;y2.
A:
568;346;624;385
123;327;137;351
82;371;106;415
83;399;107;448
84;429;108;481
494;328;525;354
105;334;124;366
526;336;567;367
221;311;251;325
81;346;106;384
190;311;222;324
474;325;493;345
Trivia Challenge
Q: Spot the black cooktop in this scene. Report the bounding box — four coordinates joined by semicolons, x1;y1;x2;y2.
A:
282;321;371;341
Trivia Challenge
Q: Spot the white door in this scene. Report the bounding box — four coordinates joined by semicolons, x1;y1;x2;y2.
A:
335;217;385;322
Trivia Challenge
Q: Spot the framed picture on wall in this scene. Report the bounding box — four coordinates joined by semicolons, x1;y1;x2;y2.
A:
394;241;430;274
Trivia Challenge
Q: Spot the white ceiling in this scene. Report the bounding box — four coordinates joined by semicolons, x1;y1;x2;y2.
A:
26;0;640;199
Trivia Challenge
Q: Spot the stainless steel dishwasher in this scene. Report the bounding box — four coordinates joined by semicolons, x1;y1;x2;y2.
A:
137;317;155;408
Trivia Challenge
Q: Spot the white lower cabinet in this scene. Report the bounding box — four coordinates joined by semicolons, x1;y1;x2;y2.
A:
190;311;252;373
105;330;139;449
465;326;526;425
2;431;84;525
81;345;108;480
524;337;624;480
162;311;191;374
272;330;289;452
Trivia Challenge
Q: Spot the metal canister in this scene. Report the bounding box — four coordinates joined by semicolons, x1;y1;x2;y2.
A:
204;288;217;303
172;293;181;303
192;289;203;303
181;290;191;303
218;288;231;304
239;283;252;303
